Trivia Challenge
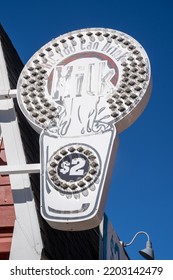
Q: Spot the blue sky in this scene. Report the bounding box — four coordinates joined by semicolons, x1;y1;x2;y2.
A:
0;0;173;260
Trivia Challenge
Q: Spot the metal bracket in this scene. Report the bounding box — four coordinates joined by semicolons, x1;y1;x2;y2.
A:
0;89;17;100
0;163;40;175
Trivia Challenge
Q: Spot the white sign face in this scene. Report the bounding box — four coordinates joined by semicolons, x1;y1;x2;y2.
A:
40;128;118;230
17;28;151;230
17;28;151;134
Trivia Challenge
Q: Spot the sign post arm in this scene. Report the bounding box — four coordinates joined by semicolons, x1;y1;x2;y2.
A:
0;163;40;175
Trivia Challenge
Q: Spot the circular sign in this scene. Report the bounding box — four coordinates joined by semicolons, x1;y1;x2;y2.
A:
57;153;89;182
17;28;151;133
47;143;101;192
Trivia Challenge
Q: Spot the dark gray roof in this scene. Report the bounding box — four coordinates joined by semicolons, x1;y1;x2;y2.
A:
0;24;99;260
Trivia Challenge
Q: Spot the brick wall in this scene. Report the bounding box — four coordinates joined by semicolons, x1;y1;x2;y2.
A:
0;139;15;259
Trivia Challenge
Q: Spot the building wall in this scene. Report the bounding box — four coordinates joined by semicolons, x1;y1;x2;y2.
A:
0;24;99;260
0;24;42;260
0;139;15;259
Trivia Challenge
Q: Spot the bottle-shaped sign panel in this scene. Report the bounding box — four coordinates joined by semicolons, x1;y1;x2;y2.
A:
17;28;151;230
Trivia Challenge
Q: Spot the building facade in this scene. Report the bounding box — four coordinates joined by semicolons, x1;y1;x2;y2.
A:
0;24;100;260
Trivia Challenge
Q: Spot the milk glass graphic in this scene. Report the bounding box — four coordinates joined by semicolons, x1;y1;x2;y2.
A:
17;28;151;230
